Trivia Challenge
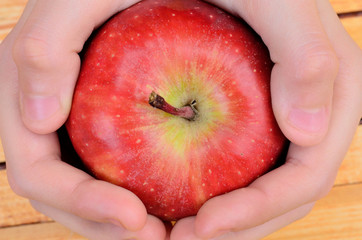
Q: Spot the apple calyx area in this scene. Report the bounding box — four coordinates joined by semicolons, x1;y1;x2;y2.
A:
148;91;198;121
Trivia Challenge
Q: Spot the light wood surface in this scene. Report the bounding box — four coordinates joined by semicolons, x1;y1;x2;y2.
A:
0;0;362;239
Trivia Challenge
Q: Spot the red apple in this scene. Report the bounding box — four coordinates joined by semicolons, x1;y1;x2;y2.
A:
66;0;287;221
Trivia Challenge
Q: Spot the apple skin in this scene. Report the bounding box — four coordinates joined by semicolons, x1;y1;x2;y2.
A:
66;0;287;221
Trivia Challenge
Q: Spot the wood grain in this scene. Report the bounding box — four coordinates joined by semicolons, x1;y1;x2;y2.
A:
0;0;27;41
341;15;362;49
330;0;362;14
0;222;85;240
265;183;362;240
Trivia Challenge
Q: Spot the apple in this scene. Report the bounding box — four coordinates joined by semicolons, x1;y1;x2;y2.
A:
66;0;287;221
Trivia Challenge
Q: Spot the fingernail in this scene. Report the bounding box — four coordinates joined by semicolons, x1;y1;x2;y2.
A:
21;93;60;121
288;107;327;133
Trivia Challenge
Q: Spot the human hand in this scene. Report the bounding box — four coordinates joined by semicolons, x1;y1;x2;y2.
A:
0;1;167;239
171;0;362;239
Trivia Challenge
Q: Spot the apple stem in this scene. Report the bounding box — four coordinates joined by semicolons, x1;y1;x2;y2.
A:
148;91;198;121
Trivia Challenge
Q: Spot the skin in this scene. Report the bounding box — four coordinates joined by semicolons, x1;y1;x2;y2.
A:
0;0;361;239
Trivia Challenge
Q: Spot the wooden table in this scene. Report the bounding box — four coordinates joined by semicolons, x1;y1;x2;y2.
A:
1;1;361;239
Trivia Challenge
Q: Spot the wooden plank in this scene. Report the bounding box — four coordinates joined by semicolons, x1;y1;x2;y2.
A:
330;0;362;14
334;125;362;185
0;0;27;41
341;15;362;50
0;222;86;240
265;183;362;240
0;170;51;227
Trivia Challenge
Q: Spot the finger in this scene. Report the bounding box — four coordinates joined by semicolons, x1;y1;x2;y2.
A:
12;0;141;134
6;147;148;231
205;0;339;146
30;200;167;240
170;217;199;240
1;59;147;231
171;203;314;240
215;203;315;240
192;157;326;238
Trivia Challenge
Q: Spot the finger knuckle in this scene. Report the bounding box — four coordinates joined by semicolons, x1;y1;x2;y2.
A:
6;166;32;198
12;34;54;72
312;176;335;200
295;48;339;86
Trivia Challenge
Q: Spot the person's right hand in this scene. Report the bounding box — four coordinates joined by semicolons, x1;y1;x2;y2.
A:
0;1;167;239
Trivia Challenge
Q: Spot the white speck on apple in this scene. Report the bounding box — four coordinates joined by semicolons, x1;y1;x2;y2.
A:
228;139;233;144
116;114;121;118
208;169;212;174
109;33;114;38
120;170;125;174
136;139;141;144
150;188;155;192
202;183;205;187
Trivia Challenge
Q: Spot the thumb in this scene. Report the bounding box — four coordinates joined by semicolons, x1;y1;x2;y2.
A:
205;0;339;146
12;0;140;134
